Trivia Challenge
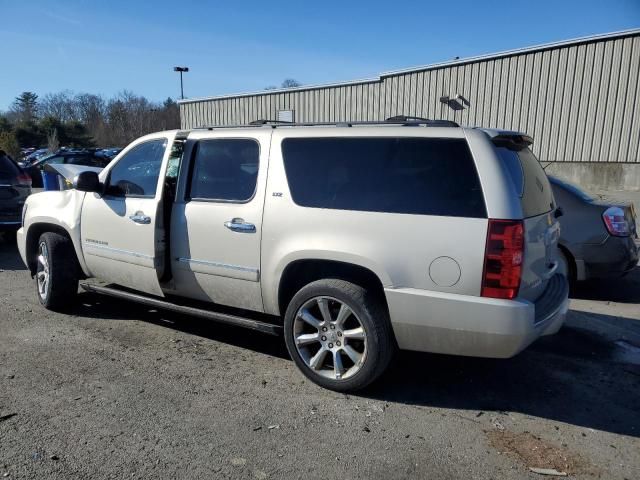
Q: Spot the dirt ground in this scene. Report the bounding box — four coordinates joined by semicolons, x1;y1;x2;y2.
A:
0;233;639;479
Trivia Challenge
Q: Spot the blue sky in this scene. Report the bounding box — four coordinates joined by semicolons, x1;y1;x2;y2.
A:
0;0;638;110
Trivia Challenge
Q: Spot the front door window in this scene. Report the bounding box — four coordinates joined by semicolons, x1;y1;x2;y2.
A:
106;139;167;197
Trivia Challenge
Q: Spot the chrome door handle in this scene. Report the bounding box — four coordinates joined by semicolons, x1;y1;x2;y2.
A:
129;213;151;224
224;218;256;233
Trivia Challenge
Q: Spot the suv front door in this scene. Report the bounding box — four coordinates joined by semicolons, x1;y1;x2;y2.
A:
170;130;271;312
80;133;176;296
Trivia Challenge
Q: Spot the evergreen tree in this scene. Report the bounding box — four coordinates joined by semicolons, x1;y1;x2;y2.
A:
10;91;39;123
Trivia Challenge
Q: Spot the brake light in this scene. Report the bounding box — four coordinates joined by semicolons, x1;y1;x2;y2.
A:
15;173;32;187
602;207;629;237
481;219;524;300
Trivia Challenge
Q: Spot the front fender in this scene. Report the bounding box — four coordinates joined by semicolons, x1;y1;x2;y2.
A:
21;190;90;276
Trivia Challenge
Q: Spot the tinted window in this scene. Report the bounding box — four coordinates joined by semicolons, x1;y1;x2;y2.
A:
107;139;166;197
496;147;555;217
282;137;486;218
0;155;20;182
188;139;259;202
496;147;524;196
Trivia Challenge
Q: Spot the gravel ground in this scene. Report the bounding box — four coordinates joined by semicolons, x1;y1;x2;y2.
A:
1;233;639;479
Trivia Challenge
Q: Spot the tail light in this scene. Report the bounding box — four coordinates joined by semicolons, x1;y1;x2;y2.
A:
602;207;630;237
15;173;32;187
481;219;524;300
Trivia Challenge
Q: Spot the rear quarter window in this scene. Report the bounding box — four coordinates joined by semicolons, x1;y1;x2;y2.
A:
281;137;487;218
496;146;555;217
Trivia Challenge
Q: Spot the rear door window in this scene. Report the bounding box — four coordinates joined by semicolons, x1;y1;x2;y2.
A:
188;139;259;202
281;137;486;218
496;147;554;217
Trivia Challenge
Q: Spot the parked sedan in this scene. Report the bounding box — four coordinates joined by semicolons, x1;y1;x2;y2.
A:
26;152;112;188
549;176;639;284
0;151;32;232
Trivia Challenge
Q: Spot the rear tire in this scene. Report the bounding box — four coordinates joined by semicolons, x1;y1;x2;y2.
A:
35;232;79;311
557;247;575;289
283;279;396;392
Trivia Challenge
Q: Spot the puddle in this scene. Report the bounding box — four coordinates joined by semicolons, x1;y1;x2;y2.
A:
613;340;640;365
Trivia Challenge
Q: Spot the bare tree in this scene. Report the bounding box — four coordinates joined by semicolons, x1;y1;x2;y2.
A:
3;89;182;148
281;79;302;88
47;127;59;152
40;91;78;122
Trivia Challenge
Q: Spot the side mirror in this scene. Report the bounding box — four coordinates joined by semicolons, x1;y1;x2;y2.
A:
74;171;102;193
554;206;564;219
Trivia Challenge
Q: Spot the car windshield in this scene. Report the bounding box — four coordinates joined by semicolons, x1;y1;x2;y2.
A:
549;176;595;202
34;153;57;164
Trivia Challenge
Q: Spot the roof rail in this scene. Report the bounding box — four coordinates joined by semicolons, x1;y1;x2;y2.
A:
194;118;460;130
248;119;293;125
385;115;460;127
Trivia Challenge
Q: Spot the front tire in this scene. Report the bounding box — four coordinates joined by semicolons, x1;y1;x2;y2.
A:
283;279;396;392
36;232;79;311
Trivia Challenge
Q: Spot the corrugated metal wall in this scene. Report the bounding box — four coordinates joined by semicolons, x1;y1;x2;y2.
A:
179;32;640;163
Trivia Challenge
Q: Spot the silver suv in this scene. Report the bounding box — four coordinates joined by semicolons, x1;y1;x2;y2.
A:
17;119;569;391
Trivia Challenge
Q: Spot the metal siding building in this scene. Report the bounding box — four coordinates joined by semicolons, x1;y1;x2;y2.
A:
179;29;640;186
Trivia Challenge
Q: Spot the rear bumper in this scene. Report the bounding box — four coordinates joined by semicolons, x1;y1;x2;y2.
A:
0;220;21;231
0;207;22;231
385;274;569;358
582;236;639;279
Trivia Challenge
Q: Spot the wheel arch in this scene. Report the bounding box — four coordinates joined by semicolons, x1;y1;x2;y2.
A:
25;222;86;277
276;258;388;318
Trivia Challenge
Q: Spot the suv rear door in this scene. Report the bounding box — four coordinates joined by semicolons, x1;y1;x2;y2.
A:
169;129;271;312
495;141;559;302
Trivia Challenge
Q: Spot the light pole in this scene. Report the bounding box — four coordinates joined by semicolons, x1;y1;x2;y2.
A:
173;66;189;99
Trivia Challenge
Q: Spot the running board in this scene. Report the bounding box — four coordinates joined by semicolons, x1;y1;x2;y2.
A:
80;283;282;336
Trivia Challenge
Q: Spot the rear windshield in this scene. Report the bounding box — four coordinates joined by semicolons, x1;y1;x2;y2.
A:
282;137;487;218
0;155;21;182
496;146;555;217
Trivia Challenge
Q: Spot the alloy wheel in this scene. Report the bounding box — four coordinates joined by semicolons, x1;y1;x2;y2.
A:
293;296;367;381
36;241;50;301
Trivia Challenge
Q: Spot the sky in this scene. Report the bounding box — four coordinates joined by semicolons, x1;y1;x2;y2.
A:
0;0;639;110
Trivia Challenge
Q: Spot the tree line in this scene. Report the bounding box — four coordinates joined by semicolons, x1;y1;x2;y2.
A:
0;91;180;159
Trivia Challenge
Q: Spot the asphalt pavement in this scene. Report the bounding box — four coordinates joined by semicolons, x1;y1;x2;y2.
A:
0;233;639;479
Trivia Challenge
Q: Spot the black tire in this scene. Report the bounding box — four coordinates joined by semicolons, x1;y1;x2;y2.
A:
557;247;576;289
35;232;79;311
283;279;396;392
